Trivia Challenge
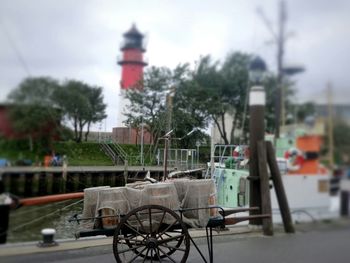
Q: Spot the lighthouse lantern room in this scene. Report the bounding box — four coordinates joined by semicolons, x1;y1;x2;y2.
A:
118;24;147;89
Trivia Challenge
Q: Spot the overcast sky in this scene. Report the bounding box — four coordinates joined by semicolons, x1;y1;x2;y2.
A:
0;0;349;131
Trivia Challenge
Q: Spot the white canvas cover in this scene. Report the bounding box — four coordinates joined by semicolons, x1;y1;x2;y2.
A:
82;179;217;228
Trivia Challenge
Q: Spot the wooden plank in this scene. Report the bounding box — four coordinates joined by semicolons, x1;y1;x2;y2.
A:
266;141;295;233
257;141;273;236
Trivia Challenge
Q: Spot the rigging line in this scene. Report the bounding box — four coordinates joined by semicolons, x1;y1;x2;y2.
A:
10;198;73;217
10;199;83;232
0;18;31;76
0;18;66;137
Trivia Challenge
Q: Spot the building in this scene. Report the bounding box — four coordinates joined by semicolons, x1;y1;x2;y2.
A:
315;104;350;125
0;104;15;138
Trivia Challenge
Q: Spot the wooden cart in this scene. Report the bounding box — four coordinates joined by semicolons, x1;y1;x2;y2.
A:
70;204;269;263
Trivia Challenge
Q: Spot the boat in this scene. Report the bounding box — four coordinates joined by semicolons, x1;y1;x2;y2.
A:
211;121;339;223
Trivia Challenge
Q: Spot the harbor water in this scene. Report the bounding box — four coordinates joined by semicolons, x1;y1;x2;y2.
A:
7;199;83;243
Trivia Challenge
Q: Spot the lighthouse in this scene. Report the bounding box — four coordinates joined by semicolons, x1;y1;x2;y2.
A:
113;24;151;144
118;24;148;90
116;24;147;127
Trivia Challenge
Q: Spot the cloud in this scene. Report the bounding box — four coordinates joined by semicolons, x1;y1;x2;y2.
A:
0;0;349;130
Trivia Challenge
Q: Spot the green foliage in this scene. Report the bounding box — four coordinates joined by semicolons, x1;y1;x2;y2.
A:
0;137;39;161
53;80;107;143
333;121;350;164
295;102;316;123
7;77;62;150
52;142;113;166
184;53;252;144
124;52;297;147
7;77;107;151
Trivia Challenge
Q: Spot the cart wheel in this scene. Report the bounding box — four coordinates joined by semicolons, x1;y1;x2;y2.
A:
113;205;190;262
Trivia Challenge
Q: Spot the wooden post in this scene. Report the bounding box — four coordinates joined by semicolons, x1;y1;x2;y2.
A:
249;86;265;225
78;173;87;191
91;172;99;187
124;160;128;185
257;140;273;236
52;173;62;194
340;191;349;217
103;172;112;186
10;173;20;196
24;173;34;197
65;173;75;192
38;172;47;196
0;173;4;194
266;141;295;233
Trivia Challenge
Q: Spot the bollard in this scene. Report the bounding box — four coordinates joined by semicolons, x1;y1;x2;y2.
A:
38;228;58;247
340;191;349;217
0;194;12;244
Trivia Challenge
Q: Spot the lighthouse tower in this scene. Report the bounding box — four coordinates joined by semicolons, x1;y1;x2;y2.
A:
113;24;152;144
118;24;147;90
116;24;147;126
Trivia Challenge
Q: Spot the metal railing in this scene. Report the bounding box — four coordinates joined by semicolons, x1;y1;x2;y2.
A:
157;148;197;170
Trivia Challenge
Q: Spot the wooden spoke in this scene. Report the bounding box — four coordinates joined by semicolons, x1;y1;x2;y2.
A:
113;205;190;263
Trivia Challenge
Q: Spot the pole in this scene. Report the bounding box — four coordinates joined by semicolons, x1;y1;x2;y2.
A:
257;140;273;235
141;121;144;166
196;141;200;168
276;0;286;138
210;124;215;178
266;141;295;233
249;85;265;225
197;145;199;167
163;138;169;181
256;1;287;139
327;83;334;170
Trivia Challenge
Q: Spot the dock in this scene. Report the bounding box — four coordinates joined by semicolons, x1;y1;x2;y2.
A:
0;165;203;198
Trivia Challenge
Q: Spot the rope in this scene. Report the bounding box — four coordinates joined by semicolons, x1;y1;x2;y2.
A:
10;199;83;232
10;199;73;217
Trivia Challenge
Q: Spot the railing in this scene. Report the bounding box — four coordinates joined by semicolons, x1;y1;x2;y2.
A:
100;143;118;165
212;144;248;167
99;141;142;166
157;148;197;170
116;55;149;65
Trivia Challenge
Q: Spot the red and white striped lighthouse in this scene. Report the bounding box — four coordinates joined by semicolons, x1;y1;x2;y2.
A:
113;24;152;144
118;24;148;89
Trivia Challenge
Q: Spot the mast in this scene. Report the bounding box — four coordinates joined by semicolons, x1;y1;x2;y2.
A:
327;83;334;170
257;0;287;138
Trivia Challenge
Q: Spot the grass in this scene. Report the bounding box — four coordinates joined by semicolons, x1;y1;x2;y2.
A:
0;138;211;166
53;141;113;166
0;139;113;166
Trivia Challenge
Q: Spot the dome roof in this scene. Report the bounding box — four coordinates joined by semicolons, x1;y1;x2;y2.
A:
123;24;144;38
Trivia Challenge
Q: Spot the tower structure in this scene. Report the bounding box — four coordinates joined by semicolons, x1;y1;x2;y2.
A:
118;24;148;89
114;24;151;145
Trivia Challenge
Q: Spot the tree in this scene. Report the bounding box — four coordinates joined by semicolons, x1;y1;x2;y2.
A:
295;101;316;123
220;52;251;143
7;77;62;150
84;87;107;141
53;80;107;143
124;66;171;156
333;120;350;164
124;64;209;160
184;53;251;144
